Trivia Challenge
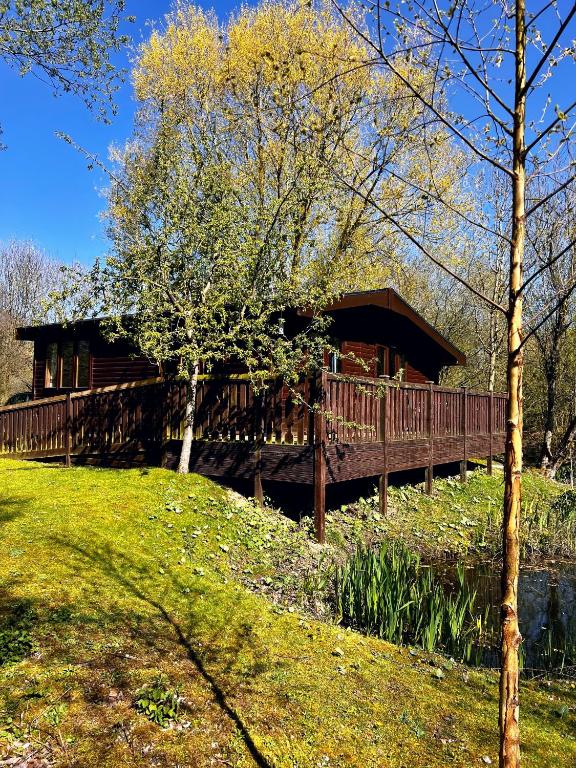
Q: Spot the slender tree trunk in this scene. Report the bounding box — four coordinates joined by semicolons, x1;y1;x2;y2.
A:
500;5;525;767
540;368;557;473
177;362;199;474
488;259;503;392
488;315;498;393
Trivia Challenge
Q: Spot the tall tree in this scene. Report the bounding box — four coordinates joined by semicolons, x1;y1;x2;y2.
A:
67;0;464;471
0;0;131;135
328;1;576;765
0;240;62;402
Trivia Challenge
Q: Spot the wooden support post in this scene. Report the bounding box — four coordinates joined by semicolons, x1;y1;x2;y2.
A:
379;376;389;516
487;390;494;475
65;392;72;468
461;386;468;483
313;370;327;543
254;391;264;508
426;381;434;494
379;472;388;517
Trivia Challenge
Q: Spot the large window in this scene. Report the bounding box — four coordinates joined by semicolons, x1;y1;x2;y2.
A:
44;340;90;389
60;341;74;388
46;342;58;388
77;340;90;388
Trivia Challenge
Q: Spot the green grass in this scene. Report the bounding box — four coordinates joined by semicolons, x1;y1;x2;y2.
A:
0;459;575;767
333;468;570;561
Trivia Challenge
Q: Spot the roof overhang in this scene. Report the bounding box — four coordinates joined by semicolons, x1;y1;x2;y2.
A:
299;288;466;366
17;289;466;367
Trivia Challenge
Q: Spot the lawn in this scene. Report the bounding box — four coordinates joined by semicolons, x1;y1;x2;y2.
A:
0;459;574;767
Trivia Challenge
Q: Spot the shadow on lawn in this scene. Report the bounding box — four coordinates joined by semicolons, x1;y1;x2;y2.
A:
52;536;274;768
0;495;26;526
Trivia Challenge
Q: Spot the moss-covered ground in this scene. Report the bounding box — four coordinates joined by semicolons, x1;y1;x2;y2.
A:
0;459;574;767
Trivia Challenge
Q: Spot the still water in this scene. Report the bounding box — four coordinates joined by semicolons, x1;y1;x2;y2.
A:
440;562;576;672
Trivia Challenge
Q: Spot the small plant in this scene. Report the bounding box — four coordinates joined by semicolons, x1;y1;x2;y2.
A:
400;710;426;738
0;603;36;666
135;677;181;727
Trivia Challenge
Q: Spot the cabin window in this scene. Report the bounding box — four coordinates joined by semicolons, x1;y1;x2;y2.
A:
376;345;387;377
77;341;90;388
45;342;58;388
389;350;406;381
398;353;407;381
328;350;340;373
44;340;91;389
60;341;74;388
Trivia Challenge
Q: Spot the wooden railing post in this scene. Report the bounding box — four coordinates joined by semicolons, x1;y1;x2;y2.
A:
425;381;434;494
313;370;327;543
379;376;389;516
65;392;72;468
487;389;494;475
461;386;468;483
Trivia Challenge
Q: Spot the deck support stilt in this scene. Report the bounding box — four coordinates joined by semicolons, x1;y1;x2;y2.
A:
379;473;388;516
380;377;389;517
461;386;468;483
65;392;72;468
425;466;433;494
426;381;434;495
254;446;264;508
254;393;264;508
313;370;327;544
487;455;493;475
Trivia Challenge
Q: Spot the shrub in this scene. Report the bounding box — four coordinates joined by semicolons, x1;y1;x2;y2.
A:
0;603;35;666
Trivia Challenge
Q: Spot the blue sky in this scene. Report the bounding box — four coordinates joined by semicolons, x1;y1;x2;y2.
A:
0;1;237;266
1;2;574;267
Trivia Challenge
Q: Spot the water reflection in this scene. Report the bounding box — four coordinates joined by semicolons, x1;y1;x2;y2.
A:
438;562;576;672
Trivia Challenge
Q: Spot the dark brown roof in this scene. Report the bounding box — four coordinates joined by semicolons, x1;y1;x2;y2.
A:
16;288;466;366
298;288;465;366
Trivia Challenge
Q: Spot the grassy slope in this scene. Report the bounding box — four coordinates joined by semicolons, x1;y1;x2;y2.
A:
329;468;569;561
0;459;574;767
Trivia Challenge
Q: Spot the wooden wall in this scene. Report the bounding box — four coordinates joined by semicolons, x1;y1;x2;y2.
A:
32;336;158;400
339;340;431;384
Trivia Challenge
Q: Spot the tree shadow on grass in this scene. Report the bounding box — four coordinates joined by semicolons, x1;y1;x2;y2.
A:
51;536;274;768
0;495;26;526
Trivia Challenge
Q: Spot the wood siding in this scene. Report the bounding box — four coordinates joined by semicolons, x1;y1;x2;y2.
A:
32;336;159;400
339;340;431;383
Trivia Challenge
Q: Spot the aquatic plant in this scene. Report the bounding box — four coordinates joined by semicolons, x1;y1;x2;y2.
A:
335;542;486;661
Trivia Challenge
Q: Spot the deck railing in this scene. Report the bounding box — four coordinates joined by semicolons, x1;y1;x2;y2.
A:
0;373;507;459
323;374;507;443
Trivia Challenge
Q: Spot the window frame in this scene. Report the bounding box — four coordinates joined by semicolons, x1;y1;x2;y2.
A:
44;339;91;390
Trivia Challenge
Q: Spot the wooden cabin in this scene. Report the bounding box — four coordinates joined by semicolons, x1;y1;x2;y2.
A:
3;289;505;544
16;289;465;399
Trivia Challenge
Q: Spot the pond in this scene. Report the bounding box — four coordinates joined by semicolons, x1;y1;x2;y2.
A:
440;561;576;674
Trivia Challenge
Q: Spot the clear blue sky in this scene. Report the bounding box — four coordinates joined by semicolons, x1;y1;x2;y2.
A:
1;2;574;267
0;1;237;266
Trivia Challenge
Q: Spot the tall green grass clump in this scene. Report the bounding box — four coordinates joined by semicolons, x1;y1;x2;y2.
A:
336;543;486;661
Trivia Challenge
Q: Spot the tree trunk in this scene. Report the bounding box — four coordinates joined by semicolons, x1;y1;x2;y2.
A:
177;362;199;475
538;312;566;472
499;5;525;767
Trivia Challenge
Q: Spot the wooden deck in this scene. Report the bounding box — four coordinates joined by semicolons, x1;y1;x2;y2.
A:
0;373;507;541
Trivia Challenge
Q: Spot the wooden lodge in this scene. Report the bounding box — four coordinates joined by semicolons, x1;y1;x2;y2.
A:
1;290;507;541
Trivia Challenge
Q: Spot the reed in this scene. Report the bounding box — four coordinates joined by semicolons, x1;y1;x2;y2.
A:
335;543;486;662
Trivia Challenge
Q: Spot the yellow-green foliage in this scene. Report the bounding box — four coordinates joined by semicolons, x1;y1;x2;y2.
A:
130;0;466;295
0;459;574;766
